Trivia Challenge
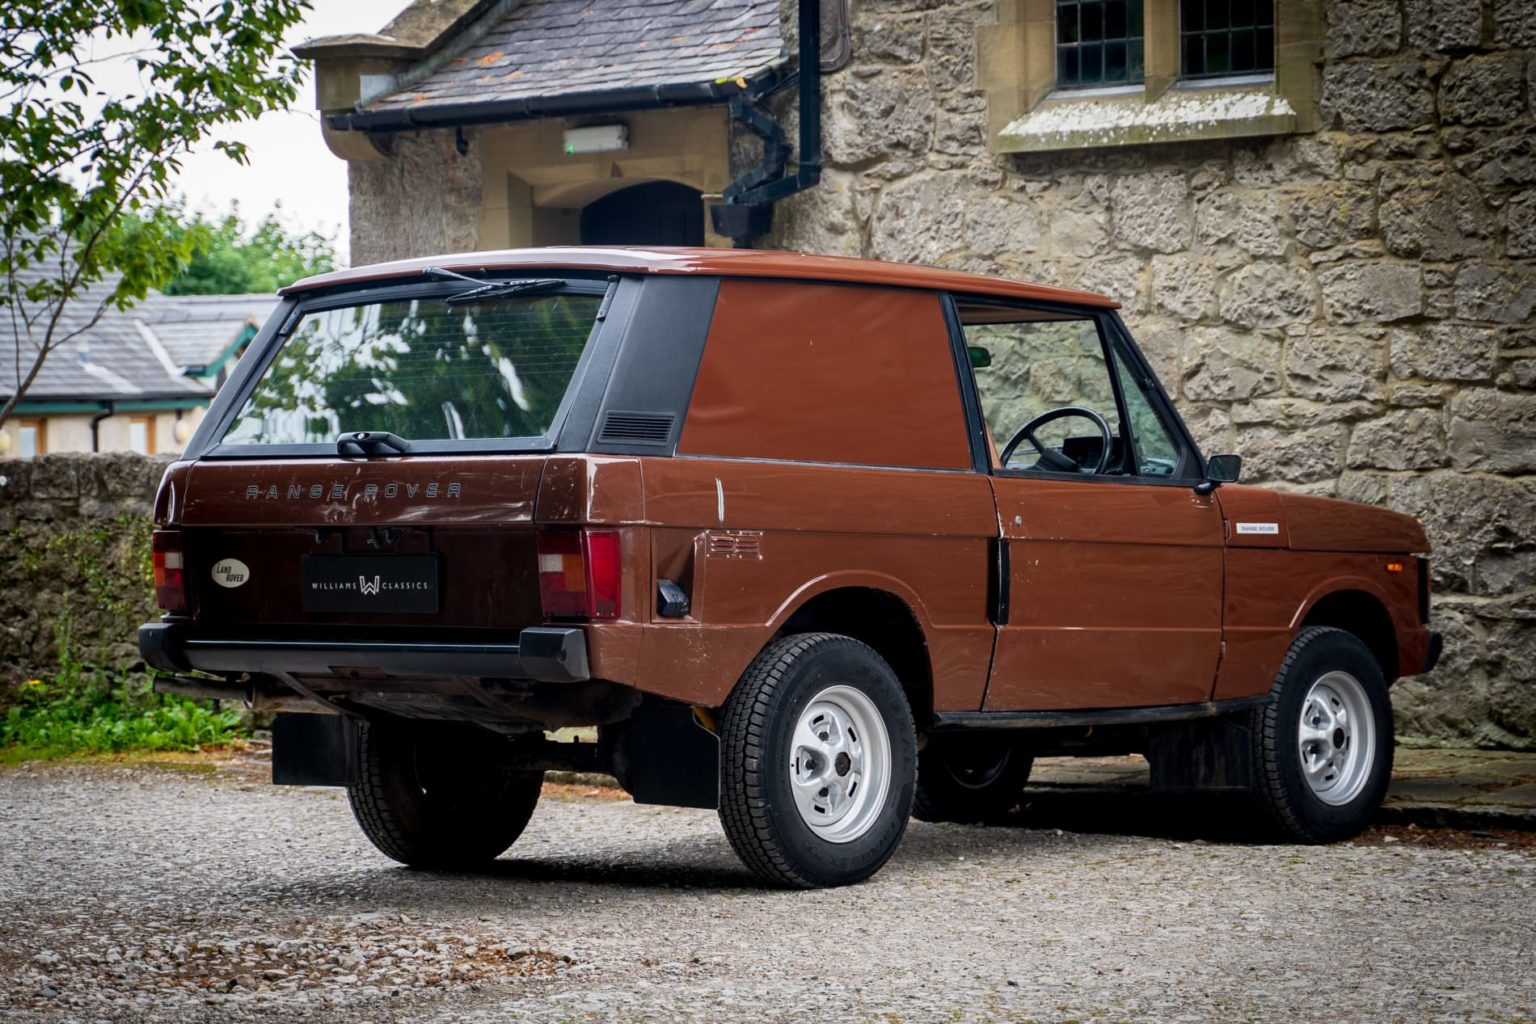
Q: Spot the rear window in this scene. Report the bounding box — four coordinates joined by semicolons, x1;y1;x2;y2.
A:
221;291;602;446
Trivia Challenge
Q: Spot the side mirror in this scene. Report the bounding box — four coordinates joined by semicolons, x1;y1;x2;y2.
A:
968;346;992;369
1207;453;1243;483
1194;453;1242;495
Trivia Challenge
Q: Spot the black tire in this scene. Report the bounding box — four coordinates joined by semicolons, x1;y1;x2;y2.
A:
718;633;917;889
347;719;543;869
1250;626;1394;843
912;735;1034;823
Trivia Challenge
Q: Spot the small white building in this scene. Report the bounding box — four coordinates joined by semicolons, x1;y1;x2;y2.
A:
0;279;274;458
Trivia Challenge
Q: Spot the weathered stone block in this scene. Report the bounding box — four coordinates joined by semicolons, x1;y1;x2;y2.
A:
348;132;481;266
1455;133;1536;189
1292;185;1376;250
1234;423;1348;483
1319;263;1423;323
0;460;31;501
1182;328;1283;401
774;170;867;257
964;192;1043;258
1486;621;1536;738
1326;0;1404;57
1075;257;1147;312
825;69;935;164
1109;172;1193;253
1385;471;1536;595
1131;317;1183;386
1393;605;1489;741
869;174;965;263
1151;254;1217;319
851;14;925;63
1449;388;1536;472
1346;408;1446;470
1379;167;1494;261
1219;263;1316;328
1404;0;1485;50
1439;54;1526;126
1196;190;1286;257
1231;398;1378;428
1286;330;1386;400
926;16;977;92
1455;263;1536;323
29;455;82;501
1495;0;1536;45
1043;209;1109;259
1507;193;1536;258
1389;324;1500;381
1321;61;1433;132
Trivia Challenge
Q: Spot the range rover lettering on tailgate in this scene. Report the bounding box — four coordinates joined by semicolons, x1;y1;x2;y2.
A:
141;248;1443;889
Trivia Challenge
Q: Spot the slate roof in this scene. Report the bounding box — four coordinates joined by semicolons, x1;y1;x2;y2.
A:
366;0;784;113
133;293;276;370
0;273;270;403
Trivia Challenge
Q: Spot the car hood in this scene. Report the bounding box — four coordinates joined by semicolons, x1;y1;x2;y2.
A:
1279;492;1428;554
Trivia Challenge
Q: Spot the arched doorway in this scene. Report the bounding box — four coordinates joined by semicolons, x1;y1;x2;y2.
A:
579;181;704;246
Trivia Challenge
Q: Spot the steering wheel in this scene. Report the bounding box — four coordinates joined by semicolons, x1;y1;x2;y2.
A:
999;406;1113;474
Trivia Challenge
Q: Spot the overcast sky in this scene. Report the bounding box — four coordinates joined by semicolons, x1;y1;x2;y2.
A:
164;0;413;265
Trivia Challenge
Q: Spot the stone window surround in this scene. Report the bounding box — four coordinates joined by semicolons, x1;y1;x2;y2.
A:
977;0;1321;153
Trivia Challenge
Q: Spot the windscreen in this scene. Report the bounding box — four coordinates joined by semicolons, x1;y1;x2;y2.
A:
220;291;602;446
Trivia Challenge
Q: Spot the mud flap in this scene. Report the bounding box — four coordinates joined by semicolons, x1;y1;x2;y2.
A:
272;712;358;787
1147;717;1254;792
610;699;721;809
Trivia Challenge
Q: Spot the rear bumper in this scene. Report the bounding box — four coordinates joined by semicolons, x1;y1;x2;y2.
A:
138;622;591;683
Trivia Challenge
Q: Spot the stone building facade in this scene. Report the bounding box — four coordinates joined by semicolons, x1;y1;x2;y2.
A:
306;0;1535;746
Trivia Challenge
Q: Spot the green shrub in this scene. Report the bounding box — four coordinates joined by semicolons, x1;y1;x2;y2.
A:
0;622;244;762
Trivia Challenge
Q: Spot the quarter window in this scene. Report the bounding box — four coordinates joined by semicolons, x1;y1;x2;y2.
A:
1056;0;1145;88
1180;0;1275;78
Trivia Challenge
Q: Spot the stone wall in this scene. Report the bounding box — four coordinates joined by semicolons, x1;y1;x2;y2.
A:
761;0;1536;748
0;454;167;686
337;0;1534;747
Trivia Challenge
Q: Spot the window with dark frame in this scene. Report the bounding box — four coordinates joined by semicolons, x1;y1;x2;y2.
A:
1180;0;1276;78
1056;0;1145;89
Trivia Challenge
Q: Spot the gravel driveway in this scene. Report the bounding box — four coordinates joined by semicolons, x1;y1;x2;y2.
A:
2;756;1533;1023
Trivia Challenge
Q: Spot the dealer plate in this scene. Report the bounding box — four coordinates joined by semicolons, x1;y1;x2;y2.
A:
301;555;440;614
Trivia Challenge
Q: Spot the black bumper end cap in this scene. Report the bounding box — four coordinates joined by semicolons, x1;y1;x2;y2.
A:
1423;631;1444;674
518;627;591;683
138;622;190;672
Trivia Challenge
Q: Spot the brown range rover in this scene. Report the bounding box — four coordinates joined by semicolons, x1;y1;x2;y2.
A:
141;247;1442;888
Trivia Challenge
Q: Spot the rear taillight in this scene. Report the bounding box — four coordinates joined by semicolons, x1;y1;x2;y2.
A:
152;530;187;613
537;528;621;620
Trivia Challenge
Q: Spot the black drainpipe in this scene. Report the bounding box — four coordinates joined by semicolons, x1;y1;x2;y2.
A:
710;0;823;247
89;401;115;453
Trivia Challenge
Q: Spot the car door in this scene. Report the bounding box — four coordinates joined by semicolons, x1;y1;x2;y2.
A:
954;298;1224;711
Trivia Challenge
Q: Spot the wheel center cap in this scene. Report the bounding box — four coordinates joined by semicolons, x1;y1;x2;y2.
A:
1332;728;1346;749
835;752;852;777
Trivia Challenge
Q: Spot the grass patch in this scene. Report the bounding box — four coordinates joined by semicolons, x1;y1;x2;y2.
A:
0;622;244;763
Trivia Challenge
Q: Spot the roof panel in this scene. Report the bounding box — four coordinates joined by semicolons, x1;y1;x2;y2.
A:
283;247;1121;310
365;0;784;111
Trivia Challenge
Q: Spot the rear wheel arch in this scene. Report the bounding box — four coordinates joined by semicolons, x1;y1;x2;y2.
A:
772;586;934;728
1299;589;1399;681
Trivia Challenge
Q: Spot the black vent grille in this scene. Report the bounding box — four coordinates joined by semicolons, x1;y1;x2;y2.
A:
599;411;675;445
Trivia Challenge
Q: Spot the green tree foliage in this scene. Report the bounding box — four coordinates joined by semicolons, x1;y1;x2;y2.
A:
161;202;336;295
0;0;309;427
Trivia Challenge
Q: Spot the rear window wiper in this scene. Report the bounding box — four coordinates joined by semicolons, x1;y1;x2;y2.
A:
337;431;412;457
422;266;566;305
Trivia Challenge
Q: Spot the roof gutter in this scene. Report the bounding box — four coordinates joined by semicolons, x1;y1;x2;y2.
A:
326;79;747;133
710;0;823;247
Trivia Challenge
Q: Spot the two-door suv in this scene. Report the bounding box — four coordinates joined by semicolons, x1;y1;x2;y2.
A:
142;247;1442;888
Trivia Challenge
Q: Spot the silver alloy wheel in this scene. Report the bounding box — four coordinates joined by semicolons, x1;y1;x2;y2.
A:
789;685;892;844
1297;670;1377;806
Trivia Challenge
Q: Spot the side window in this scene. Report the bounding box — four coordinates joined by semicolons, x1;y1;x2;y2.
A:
1109;335;1184;477
961;305;1127;475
